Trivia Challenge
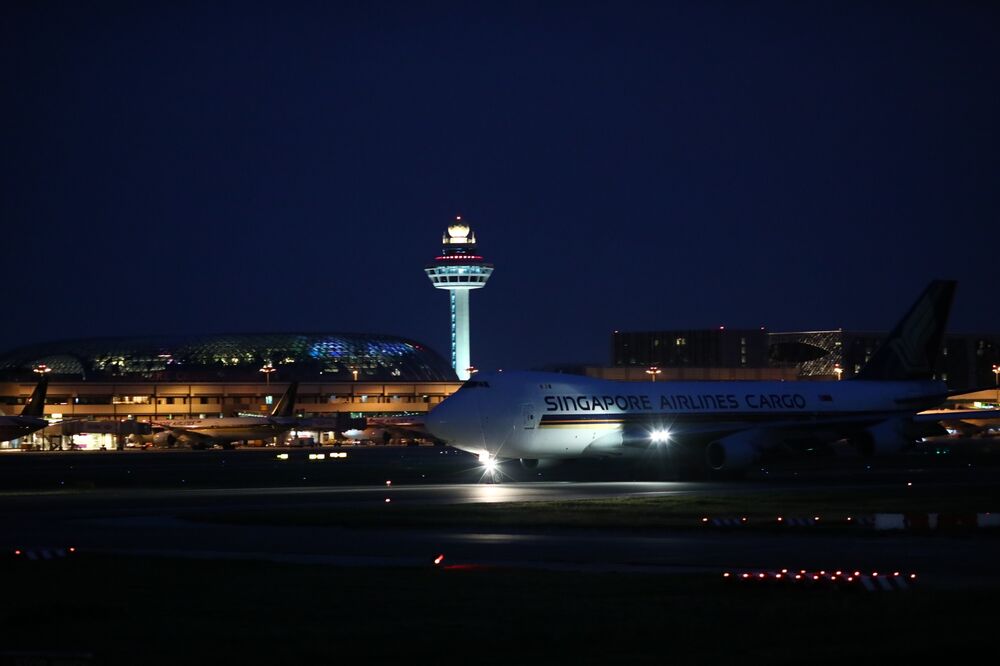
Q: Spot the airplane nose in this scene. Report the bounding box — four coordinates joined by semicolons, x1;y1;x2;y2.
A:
425;399;459;443
426;389;484;448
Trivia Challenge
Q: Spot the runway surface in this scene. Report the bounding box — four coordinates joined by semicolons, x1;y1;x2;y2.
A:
2;445;999;586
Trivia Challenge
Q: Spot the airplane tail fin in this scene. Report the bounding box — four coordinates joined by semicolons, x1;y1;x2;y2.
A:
855;280;956;381
270;381;299;418
21;377;49;418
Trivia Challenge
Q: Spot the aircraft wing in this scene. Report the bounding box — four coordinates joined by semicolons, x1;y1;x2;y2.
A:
914;409;1000;435
914;409;1000;424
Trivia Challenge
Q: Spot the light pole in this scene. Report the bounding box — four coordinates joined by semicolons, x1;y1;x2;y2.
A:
993;364;999;404
645;366;661;382
259;361;275;388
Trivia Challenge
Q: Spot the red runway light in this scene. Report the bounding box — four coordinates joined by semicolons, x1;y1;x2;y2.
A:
433;554;444;565
14;549;21;556
68;547;76;553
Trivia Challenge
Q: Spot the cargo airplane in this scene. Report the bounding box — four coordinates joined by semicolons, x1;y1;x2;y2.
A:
0;377;49;443
426;280;998;478
151;381;299;449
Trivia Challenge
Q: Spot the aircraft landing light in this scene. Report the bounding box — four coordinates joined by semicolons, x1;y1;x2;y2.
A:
434;554;445;565
650;428;671;444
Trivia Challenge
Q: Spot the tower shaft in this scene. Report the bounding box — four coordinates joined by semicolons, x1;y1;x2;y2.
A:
451;289;471;380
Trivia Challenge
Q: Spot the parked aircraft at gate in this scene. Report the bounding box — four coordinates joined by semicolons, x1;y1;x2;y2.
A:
0;378;49;443
151;382;299;449
427;281;1000;477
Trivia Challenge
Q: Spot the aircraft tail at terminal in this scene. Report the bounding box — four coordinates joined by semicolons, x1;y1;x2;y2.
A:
426;280;987;479
270;381;299;418
0;377;50;443
20;376;49;418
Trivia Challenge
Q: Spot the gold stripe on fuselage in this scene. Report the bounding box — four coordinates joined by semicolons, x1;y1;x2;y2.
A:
539;420;623;429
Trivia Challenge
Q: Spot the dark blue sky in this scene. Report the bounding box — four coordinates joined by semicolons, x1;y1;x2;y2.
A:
3;1;998;372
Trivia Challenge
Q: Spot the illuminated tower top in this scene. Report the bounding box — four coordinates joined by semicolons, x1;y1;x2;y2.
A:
425;216;494;290
425;216;494;380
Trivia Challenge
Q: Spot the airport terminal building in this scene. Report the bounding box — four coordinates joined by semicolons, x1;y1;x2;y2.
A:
0;333;461;450
610;328;1000;391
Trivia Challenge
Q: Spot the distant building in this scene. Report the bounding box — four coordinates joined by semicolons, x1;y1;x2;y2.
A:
769;330;1000;390
612;328;770;369
0;333;461;450
611;327;1000;392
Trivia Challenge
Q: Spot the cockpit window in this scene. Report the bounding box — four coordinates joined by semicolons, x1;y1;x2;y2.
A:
464;380;491;388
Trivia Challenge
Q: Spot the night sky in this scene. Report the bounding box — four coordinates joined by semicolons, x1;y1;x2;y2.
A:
3;1;998;373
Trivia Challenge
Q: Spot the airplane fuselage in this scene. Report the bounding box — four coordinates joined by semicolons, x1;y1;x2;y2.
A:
156;417;290;443
426;371;947;461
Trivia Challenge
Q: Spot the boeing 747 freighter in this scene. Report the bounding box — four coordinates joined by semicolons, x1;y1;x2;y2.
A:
426;281;997;478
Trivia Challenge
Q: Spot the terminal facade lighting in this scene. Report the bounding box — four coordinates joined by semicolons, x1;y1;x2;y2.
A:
425;217;494;381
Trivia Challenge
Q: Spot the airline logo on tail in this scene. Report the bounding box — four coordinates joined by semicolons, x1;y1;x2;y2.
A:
857;280;955;381
885;289;938;376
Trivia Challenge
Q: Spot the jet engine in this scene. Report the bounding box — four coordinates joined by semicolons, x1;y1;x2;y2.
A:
519;458;564;470
705;430;764;473
852;419;912;457
153;431;179;448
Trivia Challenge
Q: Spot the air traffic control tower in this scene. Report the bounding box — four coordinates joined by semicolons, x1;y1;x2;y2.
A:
425;218;493;380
